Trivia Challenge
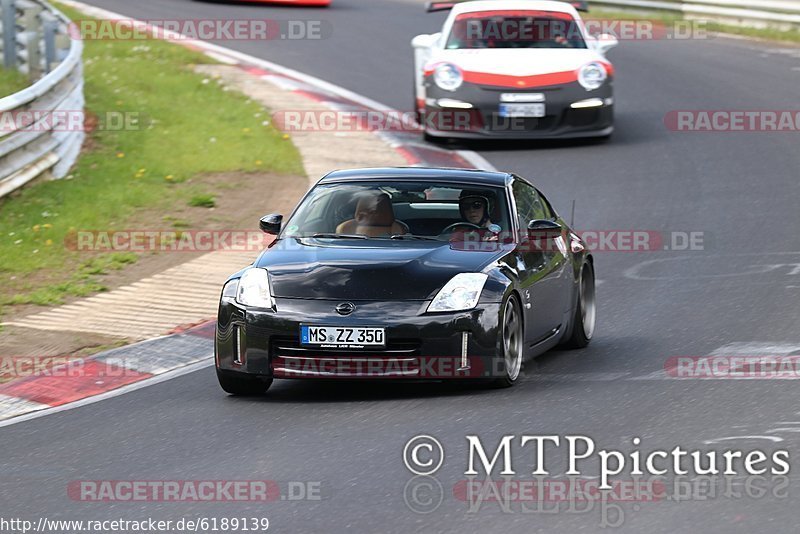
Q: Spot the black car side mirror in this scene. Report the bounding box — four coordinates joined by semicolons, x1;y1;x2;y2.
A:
260;214;283;235
527;219;562;239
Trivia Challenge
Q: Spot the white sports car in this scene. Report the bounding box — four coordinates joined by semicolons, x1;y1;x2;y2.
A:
412;0;618;140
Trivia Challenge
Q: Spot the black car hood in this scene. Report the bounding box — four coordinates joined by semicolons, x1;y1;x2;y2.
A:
256;238;509;300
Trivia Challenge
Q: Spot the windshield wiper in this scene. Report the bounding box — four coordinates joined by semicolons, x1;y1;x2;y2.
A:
309;233;368;239
390;234;439;241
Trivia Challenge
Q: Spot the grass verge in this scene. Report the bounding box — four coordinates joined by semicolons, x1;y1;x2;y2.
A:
0;68;30;98
0;5;303;313
590;8;800;44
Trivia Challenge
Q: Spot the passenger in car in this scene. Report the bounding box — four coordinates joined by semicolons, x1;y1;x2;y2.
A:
335;192;408;237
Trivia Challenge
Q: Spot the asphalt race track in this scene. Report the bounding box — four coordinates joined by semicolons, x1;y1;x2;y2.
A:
3;0;800;531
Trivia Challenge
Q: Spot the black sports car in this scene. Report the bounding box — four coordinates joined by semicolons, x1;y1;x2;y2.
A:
215;167;595;394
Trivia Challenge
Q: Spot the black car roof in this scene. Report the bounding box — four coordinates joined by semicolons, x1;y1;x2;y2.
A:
318;167;516;187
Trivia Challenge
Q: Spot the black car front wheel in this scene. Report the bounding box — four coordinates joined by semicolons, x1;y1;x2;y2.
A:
562;261;596;349
492;294;524;388
216;370;272;396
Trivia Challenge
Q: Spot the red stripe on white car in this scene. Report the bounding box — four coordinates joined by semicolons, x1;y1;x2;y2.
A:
424;60;613;89
464;69;577;88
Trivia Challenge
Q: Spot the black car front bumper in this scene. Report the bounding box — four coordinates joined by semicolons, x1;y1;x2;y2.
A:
422;80;613;139
215;297;504;381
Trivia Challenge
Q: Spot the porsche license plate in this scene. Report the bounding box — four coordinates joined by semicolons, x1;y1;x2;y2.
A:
498;103;546;118
300;326;386;347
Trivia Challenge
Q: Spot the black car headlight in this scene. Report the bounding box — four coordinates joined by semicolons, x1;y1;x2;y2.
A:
427;273;488;312
221;279;238;299
223;268;275;309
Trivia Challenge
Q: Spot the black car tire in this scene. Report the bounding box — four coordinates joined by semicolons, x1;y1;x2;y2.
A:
216;370;272;396
491;294;524;388
562;261;596;349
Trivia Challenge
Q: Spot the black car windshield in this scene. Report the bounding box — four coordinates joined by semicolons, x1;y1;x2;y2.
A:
446;11;587;49
281;181;511;240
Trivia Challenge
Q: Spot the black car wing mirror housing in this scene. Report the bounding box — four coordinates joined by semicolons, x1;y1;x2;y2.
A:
260;214;283;235
527;219;562;239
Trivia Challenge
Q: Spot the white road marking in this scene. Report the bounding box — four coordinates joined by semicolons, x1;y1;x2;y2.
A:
204;51;240;65
709;342;800;356
628;369;668;380
530;372;630;382
624;252;800;281
633;342;800;380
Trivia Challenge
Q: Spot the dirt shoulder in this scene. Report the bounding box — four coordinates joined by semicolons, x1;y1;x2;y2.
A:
0;169;308;369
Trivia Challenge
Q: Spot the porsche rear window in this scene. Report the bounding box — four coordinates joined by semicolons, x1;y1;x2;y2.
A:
446;11;587;49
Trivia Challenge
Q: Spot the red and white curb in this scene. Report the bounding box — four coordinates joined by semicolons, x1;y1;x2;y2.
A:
0;322;215;427
0;0;496;426
0;322;215;426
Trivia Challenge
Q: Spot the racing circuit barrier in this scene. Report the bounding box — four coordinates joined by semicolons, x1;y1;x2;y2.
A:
589;0;800;30
0;0;83;199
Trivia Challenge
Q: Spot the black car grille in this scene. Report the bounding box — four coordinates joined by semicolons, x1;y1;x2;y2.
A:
565;108;601;127
270;337;422;378
483;113;559;133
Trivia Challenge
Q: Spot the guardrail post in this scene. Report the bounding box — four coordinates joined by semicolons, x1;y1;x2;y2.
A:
1;0;17;69
19;0;42;80
42;11;55;72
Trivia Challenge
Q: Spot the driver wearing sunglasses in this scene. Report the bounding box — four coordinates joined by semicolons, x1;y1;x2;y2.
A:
458;191;495;229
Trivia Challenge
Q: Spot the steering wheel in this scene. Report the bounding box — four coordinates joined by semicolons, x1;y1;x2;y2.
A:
440;222;483;234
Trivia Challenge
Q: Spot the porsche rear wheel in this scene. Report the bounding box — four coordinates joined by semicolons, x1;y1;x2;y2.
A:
216;370;272;396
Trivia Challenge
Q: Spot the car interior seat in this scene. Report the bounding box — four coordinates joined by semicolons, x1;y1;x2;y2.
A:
336;192;408;237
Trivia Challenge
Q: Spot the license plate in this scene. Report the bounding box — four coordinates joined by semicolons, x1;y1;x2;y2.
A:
499;103;546;118
300;326;386;348
500;93;545;103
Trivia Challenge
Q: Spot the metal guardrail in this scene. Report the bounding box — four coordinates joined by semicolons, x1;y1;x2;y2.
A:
0;0;83;199
590;0;800;29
